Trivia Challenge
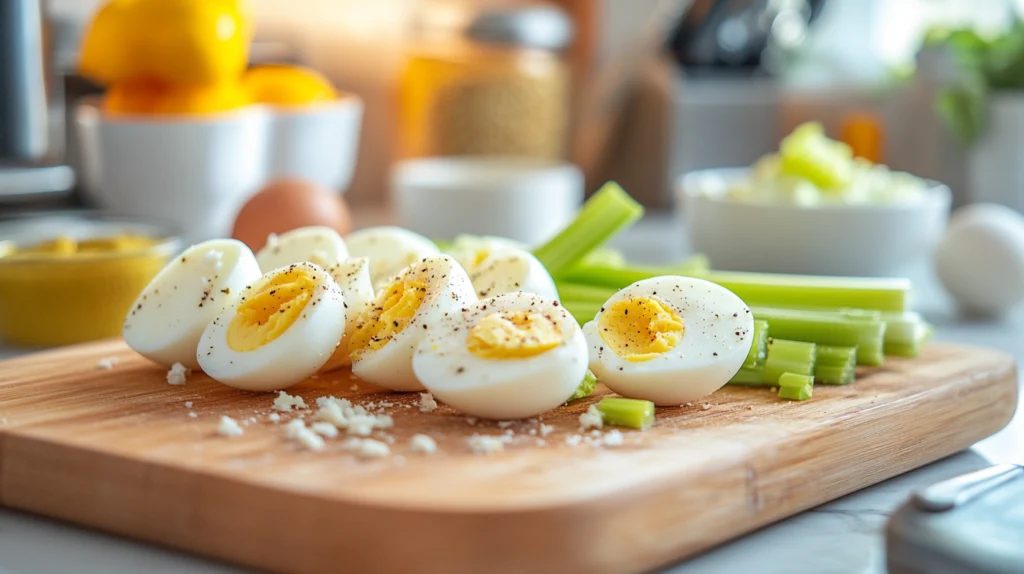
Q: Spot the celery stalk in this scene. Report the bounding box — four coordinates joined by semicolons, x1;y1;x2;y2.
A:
763;339;817;385
744;320;769;370
567;370;598;402
778;372;814;401
729;366;768;386
559;255;711;289
751;307;885;366
597;397;655;429
814;345;857;385
881;311;933;357
561;300;603;325
556;282;617;304
705;272;909;313
532;182;644;277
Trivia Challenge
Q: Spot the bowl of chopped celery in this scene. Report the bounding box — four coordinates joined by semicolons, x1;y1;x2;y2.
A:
676;123;952;277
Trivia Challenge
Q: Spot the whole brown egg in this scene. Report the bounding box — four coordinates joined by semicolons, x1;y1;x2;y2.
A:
232;179;352;252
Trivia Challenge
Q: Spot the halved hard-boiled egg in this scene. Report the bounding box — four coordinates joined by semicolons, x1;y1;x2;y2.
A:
445;234;528;271
255;226;348;272
345;226;440;287
349;255;475;391
583;276;753;405
321;257;375;370
124;239;262;369
197;262;346;391
468;247;559;300
413;292;587;419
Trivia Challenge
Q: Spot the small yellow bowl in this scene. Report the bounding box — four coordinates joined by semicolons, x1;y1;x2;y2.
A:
0;213;180;347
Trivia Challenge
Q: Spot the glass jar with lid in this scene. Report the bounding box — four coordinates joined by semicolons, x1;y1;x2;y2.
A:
398;1;573;159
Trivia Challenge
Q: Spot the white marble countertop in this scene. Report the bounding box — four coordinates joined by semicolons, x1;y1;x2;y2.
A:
1;214;1021;574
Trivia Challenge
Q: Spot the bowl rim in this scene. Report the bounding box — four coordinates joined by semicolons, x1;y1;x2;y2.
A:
74;93;363;126
674;167;952;213
391;156;583;193
0;210;182;264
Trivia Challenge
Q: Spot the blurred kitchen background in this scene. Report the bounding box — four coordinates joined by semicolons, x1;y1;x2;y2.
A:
4;0;1023;213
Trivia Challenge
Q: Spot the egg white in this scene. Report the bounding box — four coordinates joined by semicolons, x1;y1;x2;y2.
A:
351;254;476;391
584;276;753;405
197;262;346;391
445;235;528;271
345;226;440;288
256;226;348;273
320;257;375;370
123;239;262;369
468;248;559;301
413;292;588;419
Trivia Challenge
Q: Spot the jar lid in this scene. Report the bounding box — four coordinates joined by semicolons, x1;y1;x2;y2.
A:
466;4;574;50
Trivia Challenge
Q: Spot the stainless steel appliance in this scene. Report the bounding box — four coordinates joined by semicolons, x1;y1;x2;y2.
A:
0;0;75;206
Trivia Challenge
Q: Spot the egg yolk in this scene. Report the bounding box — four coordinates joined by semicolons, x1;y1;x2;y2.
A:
348;278;428;360
598;297;685;362
227;267;316;352
467;311;562;360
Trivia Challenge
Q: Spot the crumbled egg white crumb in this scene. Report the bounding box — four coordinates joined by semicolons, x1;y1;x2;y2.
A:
528;428;537;436
410;434;437;454
603;430;624;446
565;435;583;447
539;424;554;437
590;429;602;437
284;419;325;451
468;434;506;455
188;412;198;418
579;405;603;430
217;416;243;437
203;249;223;271
273;391;307;412
466;417;478;426
314;396;393;436
419;392;438;413
311;422;339;438
96;357;117;370
497;421;514;429
347;438;390;459
268;413;281;423
350;384;359;392
683;402;694;407
701;403;712;410
166;362;190;385
184;401;193;408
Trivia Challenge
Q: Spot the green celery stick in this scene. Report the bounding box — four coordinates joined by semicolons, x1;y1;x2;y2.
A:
555;282;617;304
729;366;768;386
751;307;885;366
778;372;814;401
559;255;711;289
763;339;817;385
561;300;603;325
881;311;933;357
567;371;598;402
814;345;857;385
705;272;909;313
580;247;627;268
744;320;769;370
597;397;655;429
532;182;644;277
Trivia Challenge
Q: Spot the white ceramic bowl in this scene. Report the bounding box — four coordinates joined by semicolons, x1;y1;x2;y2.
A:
265;97;363;192
391;157;584;245
75;96;364;244
677;168;952;277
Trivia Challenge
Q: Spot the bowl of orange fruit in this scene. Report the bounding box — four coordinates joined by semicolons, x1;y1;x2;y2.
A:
74;0;363;243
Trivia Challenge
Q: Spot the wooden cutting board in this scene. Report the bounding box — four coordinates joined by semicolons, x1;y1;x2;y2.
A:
0;340;1016;574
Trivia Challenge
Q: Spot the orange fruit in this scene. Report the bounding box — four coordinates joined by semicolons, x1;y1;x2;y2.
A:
243;64;338;107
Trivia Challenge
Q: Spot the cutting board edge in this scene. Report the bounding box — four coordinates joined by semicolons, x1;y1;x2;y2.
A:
0;345;1017;574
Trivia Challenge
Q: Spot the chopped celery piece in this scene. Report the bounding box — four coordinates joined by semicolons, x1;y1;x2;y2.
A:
751;307;885;366
777;372;814;401
533;182;644;277
705;271;909;313
778;122;854;191
881;311;933;357
729;366;768;386
814;345;857;385
561;300;603;325
556;282;617;304
560;255;711;289
581;247;627;268
597;397;655;429
744;320;769;370
763;339;816;385
568;370;598;402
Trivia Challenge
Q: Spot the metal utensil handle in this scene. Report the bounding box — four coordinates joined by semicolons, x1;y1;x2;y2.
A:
0;0;48;161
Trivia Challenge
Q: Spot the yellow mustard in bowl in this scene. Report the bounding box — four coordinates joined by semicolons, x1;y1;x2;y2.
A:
0;215;179;347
